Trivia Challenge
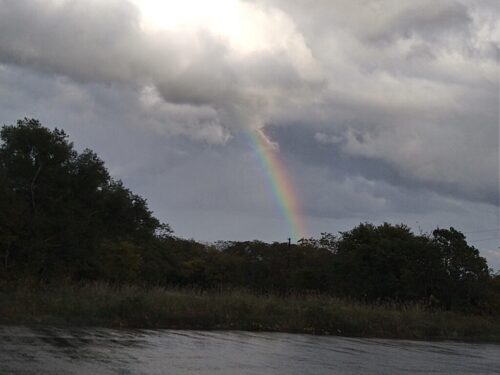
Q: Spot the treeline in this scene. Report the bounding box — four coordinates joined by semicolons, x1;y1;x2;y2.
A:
1;119;499;313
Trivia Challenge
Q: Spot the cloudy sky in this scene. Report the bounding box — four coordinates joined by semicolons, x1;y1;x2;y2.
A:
0;0;499;267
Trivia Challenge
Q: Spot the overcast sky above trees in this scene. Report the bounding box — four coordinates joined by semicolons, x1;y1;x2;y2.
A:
0;0;499;267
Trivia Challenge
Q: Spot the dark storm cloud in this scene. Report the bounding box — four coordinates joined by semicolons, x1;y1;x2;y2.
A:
257;0;499;207
269;125;498;209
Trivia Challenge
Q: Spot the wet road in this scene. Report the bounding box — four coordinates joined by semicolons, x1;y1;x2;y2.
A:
1;326;499;374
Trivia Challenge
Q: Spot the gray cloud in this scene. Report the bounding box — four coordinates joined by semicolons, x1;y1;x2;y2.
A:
0;0;324;142
260;0;499;206
0;0;498;266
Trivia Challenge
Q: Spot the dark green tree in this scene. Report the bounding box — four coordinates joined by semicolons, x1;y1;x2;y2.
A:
0;118;166;281
431;227;490;309
0;118;495;313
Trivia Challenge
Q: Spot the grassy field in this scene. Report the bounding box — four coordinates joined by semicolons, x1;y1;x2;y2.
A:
1;283;499;342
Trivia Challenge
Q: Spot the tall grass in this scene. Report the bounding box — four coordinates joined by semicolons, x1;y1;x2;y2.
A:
1;282;499;341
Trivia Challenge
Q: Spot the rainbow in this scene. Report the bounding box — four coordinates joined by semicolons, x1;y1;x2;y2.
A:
246;128;307;241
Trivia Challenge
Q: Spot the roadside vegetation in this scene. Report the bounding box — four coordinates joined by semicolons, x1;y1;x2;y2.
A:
1;118;499;340
1;283;499;342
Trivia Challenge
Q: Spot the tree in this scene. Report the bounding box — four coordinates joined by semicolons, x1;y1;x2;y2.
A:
0;118;166;281
333;223;418;300
431;227;490;309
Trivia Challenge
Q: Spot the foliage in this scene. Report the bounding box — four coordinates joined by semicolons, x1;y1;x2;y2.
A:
330;223;491;310
0;118;164;281
0;118;498;313
1;283;499;341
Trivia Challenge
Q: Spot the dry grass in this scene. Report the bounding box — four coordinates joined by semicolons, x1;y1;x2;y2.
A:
1;282;499;342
